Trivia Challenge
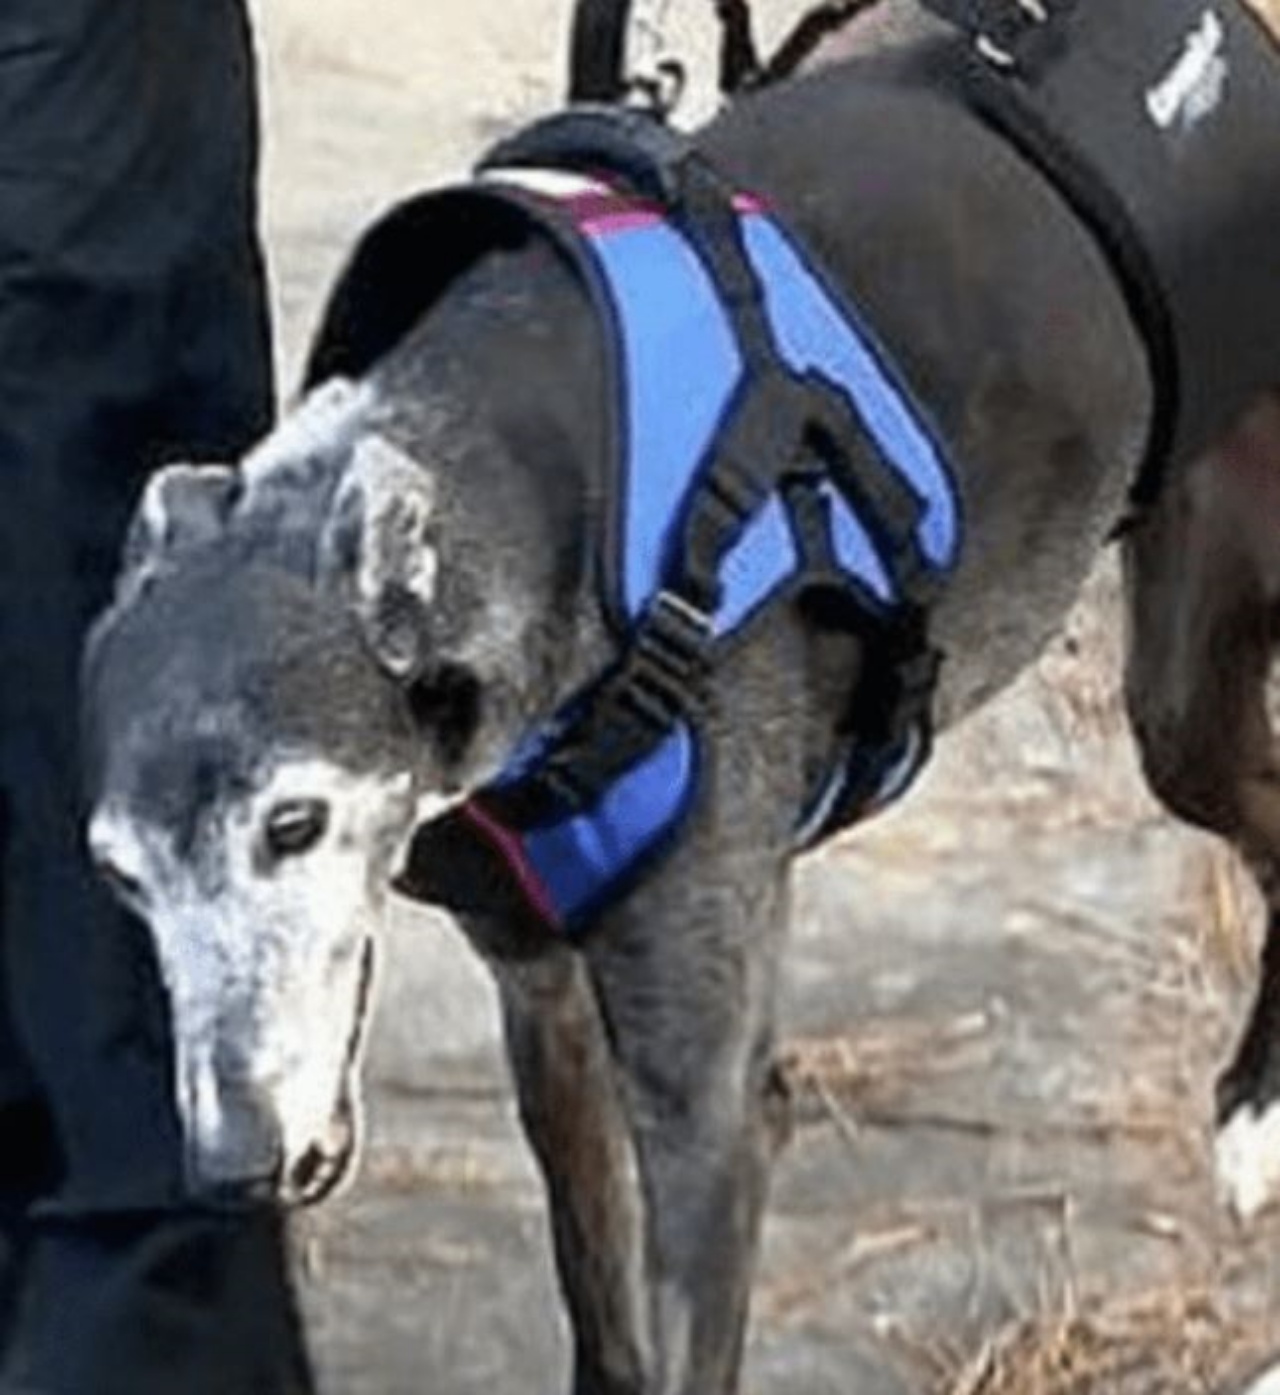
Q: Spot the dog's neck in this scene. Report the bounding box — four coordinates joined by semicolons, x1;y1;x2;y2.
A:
353;239;615;788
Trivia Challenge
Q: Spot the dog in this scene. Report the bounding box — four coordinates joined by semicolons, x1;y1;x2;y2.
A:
81;1;1280;1390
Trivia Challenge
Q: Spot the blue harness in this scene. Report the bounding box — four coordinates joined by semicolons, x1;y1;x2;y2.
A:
309;110;963;936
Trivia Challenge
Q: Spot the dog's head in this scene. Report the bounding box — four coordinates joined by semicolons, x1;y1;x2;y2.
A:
82;382;503;1205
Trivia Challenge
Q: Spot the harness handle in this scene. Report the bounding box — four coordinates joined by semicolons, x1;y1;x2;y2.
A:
483;106;692;206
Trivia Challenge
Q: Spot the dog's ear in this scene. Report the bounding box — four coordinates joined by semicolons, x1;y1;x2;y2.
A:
119;464;240;595
320;434;438;681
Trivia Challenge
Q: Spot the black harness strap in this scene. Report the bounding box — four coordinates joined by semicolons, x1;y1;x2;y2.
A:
912;0;1280;499
759;0;889;85
910;0;1178;503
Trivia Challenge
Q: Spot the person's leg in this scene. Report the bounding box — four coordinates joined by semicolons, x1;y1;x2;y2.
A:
0;799;61;1357
0;2;313;1390
6;1213;314;1395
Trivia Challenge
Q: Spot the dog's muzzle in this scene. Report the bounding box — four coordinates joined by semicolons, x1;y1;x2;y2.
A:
189;938;376;1209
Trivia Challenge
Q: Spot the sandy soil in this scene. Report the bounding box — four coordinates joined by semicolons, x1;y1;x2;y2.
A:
250;3;1280;1391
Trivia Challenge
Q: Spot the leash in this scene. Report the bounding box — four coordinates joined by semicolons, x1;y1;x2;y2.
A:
567;0;895;107
758;0;892;84
565;0;1092;110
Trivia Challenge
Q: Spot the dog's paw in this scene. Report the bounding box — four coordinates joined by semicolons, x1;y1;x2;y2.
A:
1215;1100;1280;1223
1240;1362;1280;1395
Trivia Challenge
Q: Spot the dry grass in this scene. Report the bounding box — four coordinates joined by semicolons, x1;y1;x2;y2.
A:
779;1011;995;1110
766;859;1278;1393
1197;847;1263;990
360;1143;507;1196
944;1285;1275;1395
777;1009;1190;1149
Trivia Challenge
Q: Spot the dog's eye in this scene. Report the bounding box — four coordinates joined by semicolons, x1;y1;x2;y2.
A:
264;799;330;860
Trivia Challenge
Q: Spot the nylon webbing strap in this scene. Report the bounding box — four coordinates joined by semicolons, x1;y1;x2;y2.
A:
567;0;765;103
716;0;764;92
569;0;632;101
485;119;773;810
960;59;1176;503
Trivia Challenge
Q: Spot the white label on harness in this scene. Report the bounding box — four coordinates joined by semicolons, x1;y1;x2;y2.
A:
1146;9;1228;132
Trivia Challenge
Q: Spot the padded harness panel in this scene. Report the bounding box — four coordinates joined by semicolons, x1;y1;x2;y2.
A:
309;126;960;935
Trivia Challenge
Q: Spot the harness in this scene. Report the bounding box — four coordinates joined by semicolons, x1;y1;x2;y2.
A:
915;0;1280;498
307;111;960;935
572;0;1280;498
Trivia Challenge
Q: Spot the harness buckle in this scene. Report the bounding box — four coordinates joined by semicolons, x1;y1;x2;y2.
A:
621;587;715;729
650;586;715;646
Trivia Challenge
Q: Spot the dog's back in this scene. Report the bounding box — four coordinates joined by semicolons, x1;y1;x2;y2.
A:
696;40;1150;722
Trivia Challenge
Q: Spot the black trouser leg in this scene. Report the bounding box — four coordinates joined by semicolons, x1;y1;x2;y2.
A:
0;2;313;1391
3;1212;314;1395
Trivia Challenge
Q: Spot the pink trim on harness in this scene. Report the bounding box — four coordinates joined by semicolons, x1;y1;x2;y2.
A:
582;195;768;236
460;799;562;930
579;208;666;236
528;180;771;239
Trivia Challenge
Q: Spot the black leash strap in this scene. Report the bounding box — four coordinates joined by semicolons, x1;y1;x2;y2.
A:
715;0;764;91
759;0;883;84
567;0;878;107
567;0;1081;113
569;0;761;104
569;0;633;101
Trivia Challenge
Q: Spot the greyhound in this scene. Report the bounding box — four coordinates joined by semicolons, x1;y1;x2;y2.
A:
80;1;1280;1391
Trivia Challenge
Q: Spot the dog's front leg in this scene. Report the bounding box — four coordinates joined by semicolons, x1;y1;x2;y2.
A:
491;946;651;1394
583;843;793;1395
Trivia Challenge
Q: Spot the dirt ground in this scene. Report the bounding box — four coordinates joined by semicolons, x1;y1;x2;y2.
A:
250;3;1280;1391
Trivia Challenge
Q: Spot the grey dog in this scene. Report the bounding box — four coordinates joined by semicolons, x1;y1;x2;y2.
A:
81;2;1280;1391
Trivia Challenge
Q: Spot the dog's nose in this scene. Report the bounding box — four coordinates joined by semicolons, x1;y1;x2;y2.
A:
182;1069;286;1201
